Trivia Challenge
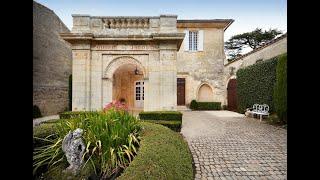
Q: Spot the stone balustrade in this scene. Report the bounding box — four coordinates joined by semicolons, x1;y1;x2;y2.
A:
103;18;150;29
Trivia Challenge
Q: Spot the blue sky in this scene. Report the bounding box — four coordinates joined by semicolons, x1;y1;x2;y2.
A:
35;0;287;42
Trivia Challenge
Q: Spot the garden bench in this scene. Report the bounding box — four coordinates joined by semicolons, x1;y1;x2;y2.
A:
247;104;269;121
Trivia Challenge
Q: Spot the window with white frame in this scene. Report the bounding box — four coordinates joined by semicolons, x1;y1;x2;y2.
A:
184;30;203;52
189;31;198;51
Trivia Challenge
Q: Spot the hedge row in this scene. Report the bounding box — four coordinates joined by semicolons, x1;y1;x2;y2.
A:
236;57;278;113
59;111;99;119
33;105;42;118
139;111;182;121
274;54;287;123
118;122;193;180
142;120;182;132
190;100;221;110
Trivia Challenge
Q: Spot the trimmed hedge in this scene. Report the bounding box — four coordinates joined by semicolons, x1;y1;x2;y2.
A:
274;54;287;123
237;57;278;113
189;100;222;110
33;105;42;118
142;120;182;132
139;111;182;121
197;102;221;110
118;122;193;180
59;111;99;119
190;100;198;110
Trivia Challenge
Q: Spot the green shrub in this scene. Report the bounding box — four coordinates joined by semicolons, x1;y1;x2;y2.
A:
237;57;278;113
139;111;182;121
197;102;221;110
118;122;193;180
222;105;228;110
190;100;198;110
274;54;287;123
33;110;142;179
142;120;182;132
59;111;100;119
33;105;42;118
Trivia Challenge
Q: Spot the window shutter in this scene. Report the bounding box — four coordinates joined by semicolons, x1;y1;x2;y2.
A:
184;30;189;51
198;30;204;51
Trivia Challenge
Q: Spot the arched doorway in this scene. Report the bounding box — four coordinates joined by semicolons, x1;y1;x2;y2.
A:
198;83;213;102
227;79;237;111
112;64;144;109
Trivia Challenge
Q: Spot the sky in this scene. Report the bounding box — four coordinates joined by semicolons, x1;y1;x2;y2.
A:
35;0;287;43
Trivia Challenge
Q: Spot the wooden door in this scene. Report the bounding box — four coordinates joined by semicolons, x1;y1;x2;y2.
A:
177;78;185;105
227;79;237;111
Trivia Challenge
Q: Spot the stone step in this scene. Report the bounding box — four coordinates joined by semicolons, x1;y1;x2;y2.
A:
177;106;191;111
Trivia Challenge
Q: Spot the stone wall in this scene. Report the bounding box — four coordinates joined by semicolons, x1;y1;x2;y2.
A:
33;1;72;116
177;27;226;105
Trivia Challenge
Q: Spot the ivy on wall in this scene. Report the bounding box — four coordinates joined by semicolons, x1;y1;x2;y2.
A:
236;57;278;113
274;54;287;122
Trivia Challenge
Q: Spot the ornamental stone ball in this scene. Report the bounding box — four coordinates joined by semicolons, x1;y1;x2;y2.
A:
62;128;85;175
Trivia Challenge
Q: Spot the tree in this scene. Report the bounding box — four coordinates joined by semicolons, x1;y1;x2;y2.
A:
225;28;282;61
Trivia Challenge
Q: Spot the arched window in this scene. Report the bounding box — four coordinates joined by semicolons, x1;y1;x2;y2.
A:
198;84;213;102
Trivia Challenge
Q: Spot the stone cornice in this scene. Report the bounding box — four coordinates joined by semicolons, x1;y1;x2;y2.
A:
60;32;185;50
177;19;234;31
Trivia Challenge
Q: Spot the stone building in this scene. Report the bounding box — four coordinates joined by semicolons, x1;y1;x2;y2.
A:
33;1;72;116
61;15;233;111
223;33;287;111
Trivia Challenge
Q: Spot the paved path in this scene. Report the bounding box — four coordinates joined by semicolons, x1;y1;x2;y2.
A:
33;115;59;127
181;111;287;180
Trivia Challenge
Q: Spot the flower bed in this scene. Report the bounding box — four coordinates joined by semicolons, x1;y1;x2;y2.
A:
33;106;141;179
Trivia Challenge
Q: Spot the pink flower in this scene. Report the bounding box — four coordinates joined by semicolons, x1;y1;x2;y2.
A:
103;100;128;112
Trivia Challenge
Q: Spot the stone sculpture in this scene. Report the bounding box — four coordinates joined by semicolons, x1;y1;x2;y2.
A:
62;128;85;175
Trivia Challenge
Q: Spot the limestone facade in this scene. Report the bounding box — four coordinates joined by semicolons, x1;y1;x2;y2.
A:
61;15;233;111
33;1;72;116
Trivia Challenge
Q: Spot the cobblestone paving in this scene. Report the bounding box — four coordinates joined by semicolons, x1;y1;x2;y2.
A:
181;111;287;180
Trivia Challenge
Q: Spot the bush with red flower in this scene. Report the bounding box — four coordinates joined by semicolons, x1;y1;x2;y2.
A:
103;100;128;112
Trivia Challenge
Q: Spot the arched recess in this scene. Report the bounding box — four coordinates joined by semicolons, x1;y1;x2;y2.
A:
197;83;214;102
103;56;147;79
102;56;146;109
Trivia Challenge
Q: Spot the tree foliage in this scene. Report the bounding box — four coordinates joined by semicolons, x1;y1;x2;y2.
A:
225;28;282;60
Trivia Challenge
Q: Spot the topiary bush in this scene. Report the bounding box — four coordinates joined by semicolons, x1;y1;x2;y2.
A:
139;111;182;121
190;100;198;110
274;54;287;123
118;122;193;180
197;102;222;110
33;105;42;118
237;57;278;113
142;120;182;132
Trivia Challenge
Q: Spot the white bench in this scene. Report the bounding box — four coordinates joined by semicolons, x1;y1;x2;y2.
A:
247;104;269;121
